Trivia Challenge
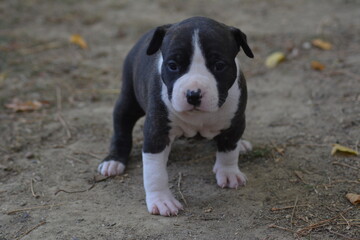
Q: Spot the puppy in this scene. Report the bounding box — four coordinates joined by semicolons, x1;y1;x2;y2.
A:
98;17;254;216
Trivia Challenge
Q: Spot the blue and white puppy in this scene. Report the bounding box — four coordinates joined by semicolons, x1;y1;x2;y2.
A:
98;17;254;216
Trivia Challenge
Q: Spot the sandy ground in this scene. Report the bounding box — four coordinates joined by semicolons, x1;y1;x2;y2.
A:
1;0;360;239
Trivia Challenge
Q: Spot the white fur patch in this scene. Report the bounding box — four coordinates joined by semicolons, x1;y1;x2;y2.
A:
98;160;125;176
157;53;163;74
171;30;219;112
213;139;251;188
143;145;183;216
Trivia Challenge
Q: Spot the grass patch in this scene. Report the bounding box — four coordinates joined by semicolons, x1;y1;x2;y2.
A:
244;145;273;160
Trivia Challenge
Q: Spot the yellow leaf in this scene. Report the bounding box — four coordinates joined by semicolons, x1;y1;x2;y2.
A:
275;147;285;155
265;52;285;68
346;193;360;205
331;144;359;156
204;207;213;213
5;99;45;112
311;61;325;71
70;34;88;49
312;39;332;50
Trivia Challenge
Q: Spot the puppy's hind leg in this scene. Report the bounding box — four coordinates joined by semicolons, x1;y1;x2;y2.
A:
98;82;144;176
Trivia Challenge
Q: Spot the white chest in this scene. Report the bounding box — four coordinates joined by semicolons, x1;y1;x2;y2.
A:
169;111;230;139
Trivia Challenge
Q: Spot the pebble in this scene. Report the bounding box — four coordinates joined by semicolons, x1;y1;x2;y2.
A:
25;152;34;159
302;41;311;49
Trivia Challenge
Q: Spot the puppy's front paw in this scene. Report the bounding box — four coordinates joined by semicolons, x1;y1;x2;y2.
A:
213;166;247;189
146;190;183;216
98;160;125;176
238;139;252;154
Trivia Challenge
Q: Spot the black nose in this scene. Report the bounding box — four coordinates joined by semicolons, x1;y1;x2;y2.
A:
186;89;202;106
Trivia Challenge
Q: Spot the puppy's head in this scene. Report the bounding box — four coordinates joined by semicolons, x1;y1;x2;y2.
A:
147;17;253;113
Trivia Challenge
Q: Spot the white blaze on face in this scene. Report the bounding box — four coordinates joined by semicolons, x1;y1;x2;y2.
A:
171;30;219;112
158;54;163;74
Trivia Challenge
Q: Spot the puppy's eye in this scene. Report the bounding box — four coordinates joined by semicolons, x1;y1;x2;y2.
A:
214;61;226;72
167;60;179;72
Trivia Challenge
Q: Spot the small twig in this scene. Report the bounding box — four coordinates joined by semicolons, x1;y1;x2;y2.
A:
75;151;102;159
66;154;85;163
76;89;120;94
55;86;71;139
290;196;299;227
332;161;359;170
298;215;310;223
294;170;308;184
86;152;102;159
268;224;296;233
177;172;188;206
296;207;353;236
57;113;72;139
7;203;65;215
15;221;46;240
19;41;64;55
340;213;351;230
54;176;106;195
30;179;40;198
54;182;95;195
332;179;360;184
271;204;309;211
297;218;335;236
327;229;358;240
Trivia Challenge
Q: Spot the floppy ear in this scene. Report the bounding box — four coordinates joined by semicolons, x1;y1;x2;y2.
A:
230;27;254;58
146;24;172;55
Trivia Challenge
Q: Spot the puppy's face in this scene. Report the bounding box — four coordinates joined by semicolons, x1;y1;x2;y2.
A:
147;18;254;113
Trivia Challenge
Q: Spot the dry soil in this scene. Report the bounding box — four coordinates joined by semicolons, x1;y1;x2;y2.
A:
1;0;360;239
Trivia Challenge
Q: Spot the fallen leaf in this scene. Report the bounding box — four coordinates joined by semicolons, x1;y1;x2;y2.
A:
275;147;285;155
331;144;358;156
346;193;360;205
311;61;326;71
265;52;285;68
312;38;332;50
70;34;88;49
5;99;45;112
204;207;213;213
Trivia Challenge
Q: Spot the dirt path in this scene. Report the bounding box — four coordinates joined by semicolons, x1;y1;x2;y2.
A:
1;1;359;239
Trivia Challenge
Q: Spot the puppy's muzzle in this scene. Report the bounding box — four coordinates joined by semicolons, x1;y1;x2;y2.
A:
186;89;202;107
